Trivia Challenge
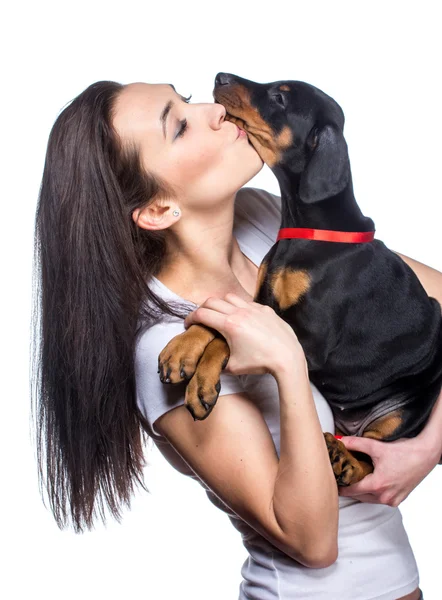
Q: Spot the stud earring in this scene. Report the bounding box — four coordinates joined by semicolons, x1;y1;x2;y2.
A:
172;210;180;217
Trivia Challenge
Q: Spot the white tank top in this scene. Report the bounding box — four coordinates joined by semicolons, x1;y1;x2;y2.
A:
134;187;419;599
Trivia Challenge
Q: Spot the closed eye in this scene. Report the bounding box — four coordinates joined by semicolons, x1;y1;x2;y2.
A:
175;119;188;138
174;94;192;139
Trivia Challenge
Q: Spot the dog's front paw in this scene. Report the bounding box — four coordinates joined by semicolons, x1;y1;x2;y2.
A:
158;325;216;384
184;369;222;421
184;336;230;420
324;432;367;486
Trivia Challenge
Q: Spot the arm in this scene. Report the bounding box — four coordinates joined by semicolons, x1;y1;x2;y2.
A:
396;252;442;463
396;251;442;305
156;355;338;568
339;252;442;504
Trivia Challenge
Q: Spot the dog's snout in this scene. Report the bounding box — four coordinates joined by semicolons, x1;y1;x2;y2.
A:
215;72;234;87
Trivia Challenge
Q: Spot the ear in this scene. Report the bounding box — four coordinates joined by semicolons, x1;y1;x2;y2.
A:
132;200;180;231
299;124;350;204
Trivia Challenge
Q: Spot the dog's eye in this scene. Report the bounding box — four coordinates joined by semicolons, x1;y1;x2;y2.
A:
272;93;286;108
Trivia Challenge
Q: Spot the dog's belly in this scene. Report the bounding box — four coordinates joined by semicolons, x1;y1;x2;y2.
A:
331;397;408;437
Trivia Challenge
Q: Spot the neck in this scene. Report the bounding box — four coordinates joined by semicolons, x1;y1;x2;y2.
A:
274;170;375;232
155;196;256;302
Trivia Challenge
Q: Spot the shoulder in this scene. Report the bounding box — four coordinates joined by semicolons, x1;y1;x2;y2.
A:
134;320;246;440
394;252;442;305
235;186;282;220
234;187;282;247
135;319;185;360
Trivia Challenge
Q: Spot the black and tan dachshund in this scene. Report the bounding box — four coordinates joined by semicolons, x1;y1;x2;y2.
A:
158;73;442;485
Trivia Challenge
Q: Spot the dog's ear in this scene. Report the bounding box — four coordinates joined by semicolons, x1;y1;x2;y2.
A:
299;124;350;204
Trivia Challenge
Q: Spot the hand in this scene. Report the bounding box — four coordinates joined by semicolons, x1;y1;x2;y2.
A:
337;434;440;506
183;293;304;377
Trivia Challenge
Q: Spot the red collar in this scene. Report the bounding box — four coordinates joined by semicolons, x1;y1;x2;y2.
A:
277;227;375;243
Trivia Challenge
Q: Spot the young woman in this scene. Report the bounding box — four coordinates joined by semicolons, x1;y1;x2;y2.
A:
33;79;442;600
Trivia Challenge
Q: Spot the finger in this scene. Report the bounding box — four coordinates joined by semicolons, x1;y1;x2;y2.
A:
340;435;378;457
338;474;377;497
200;297;239;314
223;292;253;307
183;306;228;333
338;490;379;503
184;298;236;329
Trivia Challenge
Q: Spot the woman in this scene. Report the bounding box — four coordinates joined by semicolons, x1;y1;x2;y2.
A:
32;79;442;599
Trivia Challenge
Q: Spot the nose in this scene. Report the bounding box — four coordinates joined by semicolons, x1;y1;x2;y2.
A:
210;102;226;129
215;72;235;87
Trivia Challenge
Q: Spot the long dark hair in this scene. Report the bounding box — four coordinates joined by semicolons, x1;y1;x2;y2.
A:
31;81;193;533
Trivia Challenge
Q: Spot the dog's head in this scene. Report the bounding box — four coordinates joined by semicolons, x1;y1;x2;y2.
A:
213;72;350;204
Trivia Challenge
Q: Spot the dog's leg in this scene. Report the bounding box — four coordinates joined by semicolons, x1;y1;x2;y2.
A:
158;262;269;421
184;336;230;420
324;410;404;486
158;325;230;420
324;433;373;486
158;324;217;383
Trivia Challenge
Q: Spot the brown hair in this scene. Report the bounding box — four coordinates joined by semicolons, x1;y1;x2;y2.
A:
31;81;194;533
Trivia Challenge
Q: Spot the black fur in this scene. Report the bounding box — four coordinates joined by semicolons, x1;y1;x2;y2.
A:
214;73;442;440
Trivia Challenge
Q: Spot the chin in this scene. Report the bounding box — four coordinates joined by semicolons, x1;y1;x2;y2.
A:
221;151;264;195
234;164;264;193
250;146;265;171
246;152;265;179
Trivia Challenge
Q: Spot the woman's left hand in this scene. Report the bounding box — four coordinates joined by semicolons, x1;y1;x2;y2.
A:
337;434;440;506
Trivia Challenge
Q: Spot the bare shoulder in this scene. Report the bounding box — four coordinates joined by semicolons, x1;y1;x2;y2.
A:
395;252;442;304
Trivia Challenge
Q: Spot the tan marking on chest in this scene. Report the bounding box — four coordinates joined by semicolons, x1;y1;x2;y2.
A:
270;268;311;310
362;410;403;440
254;261;268;299
279;85;290;91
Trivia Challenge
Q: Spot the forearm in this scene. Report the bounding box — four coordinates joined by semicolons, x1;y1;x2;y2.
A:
271;355;338;567
417;388;442;465
395;252;442;462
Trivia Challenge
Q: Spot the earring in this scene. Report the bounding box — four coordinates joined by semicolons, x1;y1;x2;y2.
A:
172;210;180;217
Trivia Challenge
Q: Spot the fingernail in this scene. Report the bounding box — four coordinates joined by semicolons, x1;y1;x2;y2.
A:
334;435;343;440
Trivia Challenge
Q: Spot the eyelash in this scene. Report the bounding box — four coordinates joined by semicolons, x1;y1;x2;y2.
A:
176;94;192;138
176;119;188;137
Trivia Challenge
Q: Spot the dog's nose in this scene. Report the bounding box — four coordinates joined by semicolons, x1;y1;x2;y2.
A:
215;72;234;87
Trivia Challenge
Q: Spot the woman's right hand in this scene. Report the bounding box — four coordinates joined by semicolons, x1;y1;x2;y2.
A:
183;293;306;377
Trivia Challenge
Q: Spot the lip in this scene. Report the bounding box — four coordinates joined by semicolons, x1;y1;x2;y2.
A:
236;124;247;139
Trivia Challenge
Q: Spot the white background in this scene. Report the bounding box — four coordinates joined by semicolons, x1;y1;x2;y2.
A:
1;1;441;598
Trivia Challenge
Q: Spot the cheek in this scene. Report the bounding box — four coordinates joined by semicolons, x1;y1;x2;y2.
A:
170;143;224;188
150;136;259;197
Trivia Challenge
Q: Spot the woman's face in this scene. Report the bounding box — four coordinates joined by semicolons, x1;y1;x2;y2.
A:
112;83;263;212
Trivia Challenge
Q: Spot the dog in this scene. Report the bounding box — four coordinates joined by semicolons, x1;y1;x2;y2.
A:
158;73;442;485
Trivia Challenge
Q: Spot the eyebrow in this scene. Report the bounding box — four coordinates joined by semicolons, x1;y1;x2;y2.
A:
160;84;177;140
160;100;173;139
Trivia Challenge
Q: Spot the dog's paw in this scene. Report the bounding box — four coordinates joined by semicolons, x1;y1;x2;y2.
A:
324;432;367;486
158;325;216;384
184;369;222;421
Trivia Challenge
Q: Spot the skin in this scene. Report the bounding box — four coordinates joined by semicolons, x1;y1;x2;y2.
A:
112;82;440;599
112;83;264;304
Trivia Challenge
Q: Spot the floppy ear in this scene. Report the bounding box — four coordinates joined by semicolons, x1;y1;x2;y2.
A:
299;124;350;204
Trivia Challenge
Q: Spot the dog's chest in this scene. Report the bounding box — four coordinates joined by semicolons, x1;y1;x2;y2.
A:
255;238;360;311
255;238;442;405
